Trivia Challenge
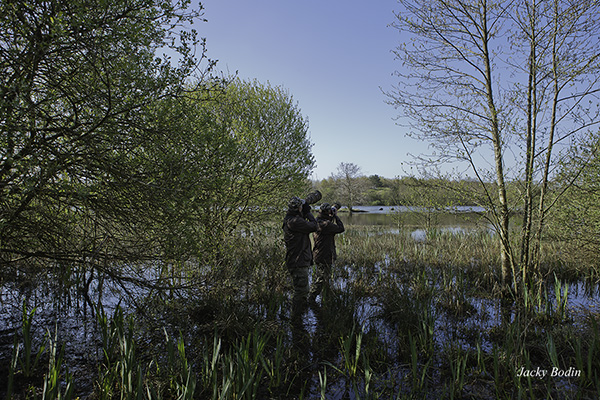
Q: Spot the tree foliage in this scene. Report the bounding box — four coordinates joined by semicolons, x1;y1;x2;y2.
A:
145;79;315;262
206;78;315;216
0;0;206;269
0;1;315;275
549;133;600;268
316;174;487;208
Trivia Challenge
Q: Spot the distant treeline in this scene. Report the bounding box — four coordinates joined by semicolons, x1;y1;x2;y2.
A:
315;175;493;208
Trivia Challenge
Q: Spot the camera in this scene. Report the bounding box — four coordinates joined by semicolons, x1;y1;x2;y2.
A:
304;190;322;205
331;202;342;213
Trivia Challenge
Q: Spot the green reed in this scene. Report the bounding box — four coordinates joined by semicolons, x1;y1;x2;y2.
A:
553;275;569;321
408;331;430;393
6;335;18;400
336;325;363;379
20;302;46;378
5;302;51;399
227;328;267;400
318;367;328;399
200;335;221;399
41;326;74;400
261;333;285;390
445;345;469;399
164;329;196;399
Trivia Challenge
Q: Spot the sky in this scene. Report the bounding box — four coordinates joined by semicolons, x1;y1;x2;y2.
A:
197;0;431;180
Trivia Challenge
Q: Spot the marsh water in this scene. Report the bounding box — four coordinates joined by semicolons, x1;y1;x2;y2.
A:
1;205;599;398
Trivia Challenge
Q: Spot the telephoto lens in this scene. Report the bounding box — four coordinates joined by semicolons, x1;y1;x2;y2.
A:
304;190;322;205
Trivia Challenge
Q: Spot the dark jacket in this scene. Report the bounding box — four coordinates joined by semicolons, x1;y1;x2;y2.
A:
313;213;345;265
283;210;318;268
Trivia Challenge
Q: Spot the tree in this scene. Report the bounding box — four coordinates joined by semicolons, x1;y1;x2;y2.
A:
314;177;338;205
332;162;366;215
550;133;600;268
511;0;600;283
386;0;600;291
0;0;207;270
210;78;315;217
369;175;384;188
158;78;314;263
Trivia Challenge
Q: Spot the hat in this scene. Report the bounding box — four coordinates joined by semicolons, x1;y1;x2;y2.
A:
319;203;332;214
288;196;303;210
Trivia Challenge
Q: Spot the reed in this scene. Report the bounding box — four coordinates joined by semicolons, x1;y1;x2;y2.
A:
445;345;469;399
5;335;19;400
408;331;430;393
163;329;196;399
338;326;363;379
318;367;327;400
41;326;74;400
230;328;267;399
553;275;569;321
200;335;221;399
20;302;46;378
95;306;146;399
5;301;49;399
261;333;285;390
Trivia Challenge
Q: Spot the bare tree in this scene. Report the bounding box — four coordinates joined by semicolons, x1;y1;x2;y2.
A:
332;162;365;215
386;0;600;291
386;0;513;285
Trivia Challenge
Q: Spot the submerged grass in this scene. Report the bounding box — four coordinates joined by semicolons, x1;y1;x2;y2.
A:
1;221;600;399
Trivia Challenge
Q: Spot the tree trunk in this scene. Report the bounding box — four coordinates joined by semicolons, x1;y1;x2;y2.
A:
520;5;539;284
481;2;513;288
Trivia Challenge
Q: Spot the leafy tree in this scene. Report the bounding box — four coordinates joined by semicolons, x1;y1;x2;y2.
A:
368;175;384;188
0;0;207;270
210;78;315;217
88;77;315;271
549;133;600;269
511;0;600;283
314;177;338;205
165;78;315;263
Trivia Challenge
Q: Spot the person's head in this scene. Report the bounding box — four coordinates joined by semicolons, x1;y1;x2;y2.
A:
319;203;333;218
288;196;303;213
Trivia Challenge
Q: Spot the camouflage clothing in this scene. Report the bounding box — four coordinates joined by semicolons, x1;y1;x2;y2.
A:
287;265;309;312
309;210;345;301
282;206;317;310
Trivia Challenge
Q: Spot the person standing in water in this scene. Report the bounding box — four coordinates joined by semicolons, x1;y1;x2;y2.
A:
309;202;344;304
282;195;318;316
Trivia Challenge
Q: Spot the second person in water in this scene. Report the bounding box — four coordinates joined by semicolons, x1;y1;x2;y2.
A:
309;202;345;304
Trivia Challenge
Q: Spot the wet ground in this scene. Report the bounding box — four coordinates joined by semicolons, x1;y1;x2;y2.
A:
1;262;598;398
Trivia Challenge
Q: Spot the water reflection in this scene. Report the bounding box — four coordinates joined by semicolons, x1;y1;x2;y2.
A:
337;206;494;243
341;205;487;229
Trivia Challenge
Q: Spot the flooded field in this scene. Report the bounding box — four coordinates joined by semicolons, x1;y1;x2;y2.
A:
1;214;599;399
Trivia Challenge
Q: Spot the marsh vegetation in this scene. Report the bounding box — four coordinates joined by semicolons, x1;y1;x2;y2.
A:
2;211;599;399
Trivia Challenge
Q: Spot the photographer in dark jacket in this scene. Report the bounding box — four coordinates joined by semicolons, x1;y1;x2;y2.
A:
309;203;345;304
283;196;318;314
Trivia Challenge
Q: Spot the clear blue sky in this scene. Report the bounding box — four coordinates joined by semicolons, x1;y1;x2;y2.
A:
197;0;430;180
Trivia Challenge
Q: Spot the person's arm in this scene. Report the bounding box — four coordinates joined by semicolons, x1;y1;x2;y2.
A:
286;213;317;233
319;216;345;234
334;215;345;233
